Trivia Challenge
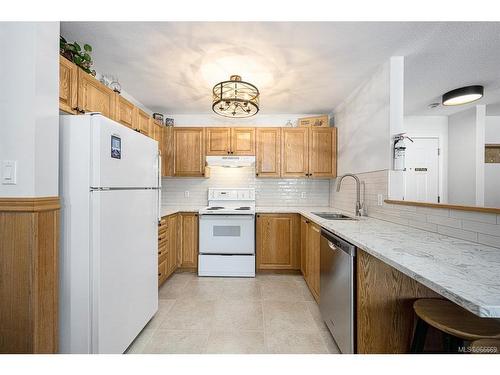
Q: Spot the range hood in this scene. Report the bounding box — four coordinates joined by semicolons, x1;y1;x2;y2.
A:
206;156;255;168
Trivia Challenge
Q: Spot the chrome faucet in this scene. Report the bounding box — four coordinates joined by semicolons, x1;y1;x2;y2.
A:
336;174;363;217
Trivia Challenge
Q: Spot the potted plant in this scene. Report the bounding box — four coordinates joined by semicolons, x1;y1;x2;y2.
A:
60;36;96;76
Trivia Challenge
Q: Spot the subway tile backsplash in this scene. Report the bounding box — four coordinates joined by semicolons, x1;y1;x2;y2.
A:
330;169;500;249
161;166;331;207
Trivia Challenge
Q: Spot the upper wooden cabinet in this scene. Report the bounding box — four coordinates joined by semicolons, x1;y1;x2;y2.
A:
205;127;255;156
256;128;281;178
231;128;255;155
173;128;206;177
256;214;300;271
280;127;337;179
59;56;78;114
206;128;231;155
115;95;135;129
77;69;116;119
135;108;151;136
309;127;337;177
281;128;309;178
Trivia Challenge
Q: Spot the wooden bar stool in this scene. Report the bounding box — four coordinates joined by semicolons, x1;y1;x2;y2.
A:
410;299;500;353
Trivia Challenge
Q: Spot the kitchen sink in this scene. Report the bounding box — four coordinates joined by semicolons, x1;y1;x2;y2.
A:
311;212;356;220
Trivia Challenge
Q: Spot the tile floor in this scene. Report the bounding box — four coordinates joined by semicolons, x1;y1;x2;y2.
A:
126;272;340;354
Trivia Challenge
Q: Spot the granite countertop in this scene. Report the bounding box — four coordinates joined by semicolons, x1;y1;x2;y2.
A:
161;205;500;317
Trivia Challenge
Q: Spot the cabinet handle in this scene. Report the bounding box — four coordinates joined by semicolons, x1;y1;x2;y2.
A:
227;150;230;154
158;273;162;277
158;251;162;255
256;173;259;176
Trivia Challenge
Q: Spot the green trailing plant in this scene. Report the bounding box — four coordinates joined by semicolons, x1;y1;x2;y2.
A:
60;36;96;76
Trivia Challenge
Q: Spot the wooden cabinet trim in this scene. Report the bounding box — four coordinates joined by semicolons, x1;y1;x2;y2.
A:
205;127;231;155
256;128;281;178
281;128;309;178
230;127;255;156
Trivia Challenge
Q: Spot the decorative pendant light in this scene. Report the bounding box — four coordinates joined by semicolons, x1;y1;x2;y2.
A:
212;75;259;118
442;85;484;106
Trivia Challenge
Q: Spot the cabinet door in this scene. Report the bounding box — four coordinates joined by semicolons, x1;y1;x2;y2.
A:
300;216;308;276
256;214;300;270
173;128;205;177
231;128;255;155
59;56;78;114
77;69;116;119
206;128;231;155
136;109;151;136
256;128;281;178
281;128;309;178
309;127;337;178
180;213;198;269
306;222;320;302
162;127;174;177
167;214;178;273
116;95;136;129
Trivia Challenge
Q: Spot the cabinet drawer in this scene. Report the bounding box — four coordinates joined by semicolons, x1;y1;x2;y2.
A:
158;245;168;264
159;217;167;227
158;260;167;284
158;230;168;243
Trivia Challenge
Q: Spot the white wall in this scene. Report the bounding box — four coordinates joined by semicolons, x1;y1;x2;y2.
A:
485;116;500;207
165;113;326;127
0;22;59;197
448;106;485;206
333;58;403;175
403;116;449;203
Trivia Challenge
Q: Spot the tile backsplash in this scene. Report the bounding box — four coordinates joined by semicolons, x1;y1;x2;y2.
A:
330;169;500;249
162;166;331;207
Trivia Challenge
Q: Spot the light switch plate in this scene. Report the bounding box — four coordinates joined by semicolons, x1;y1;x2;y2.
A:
184;191;190;198
377;194;383;206
301;192;306;198
1;160;17;185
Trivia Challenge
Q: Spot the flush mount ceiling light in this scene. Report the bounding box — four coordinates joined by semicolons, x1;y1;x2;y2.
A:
212;75;259;118
442;85;484;106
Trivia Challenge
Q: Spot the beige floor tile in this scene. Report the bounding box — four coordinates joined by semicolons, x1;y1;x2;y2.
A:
158;272;194;299
143;299;176;330
265;329;328;354
222;278;261;300
206;330;266;354
319;327;340;354
263;300;318;332
213;300;263;330
256;273;304;283
260;280;309;302
178;278;225;301
125;327;156;354
159;299;215;330
143;330;210;354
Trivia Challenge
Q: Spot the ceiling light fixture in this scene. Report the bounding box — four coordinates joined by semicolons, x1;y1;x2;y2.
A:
442;85;484;106
212;75;259;118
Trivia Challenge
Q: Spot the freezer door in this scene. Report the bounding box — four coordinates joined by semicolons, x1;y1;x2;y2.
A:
90;189;158;354
91;114;159;188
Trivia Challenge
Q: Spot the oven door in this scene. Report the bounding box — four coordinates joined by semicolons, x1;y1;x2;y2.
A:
199;214;255;255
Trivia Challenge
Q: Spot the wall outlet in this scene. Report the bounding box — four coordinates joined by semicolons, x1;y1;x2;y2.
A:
301;192;306;199
377;194;383;206
184;191;190;198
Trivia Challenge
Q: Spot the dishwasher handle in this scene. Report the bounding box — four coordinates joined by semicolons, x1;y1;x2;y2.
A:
321;229;356;257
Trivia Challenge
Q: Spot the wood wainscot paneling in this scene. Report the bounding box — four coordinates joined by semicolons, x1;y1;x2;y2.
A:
0;197;60;353
356;250;443;353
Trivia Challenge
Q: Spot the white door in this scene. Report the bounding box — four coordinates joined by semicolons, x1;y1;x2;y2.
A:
91;114;158;188
91;189;158;353
404;137;439;203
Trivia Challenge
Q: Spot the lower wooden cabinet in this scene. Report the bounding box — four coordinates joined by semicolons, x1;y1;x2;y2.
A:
304;220;321;302
256;214;300;270
158;214;179;287
179;212;199;269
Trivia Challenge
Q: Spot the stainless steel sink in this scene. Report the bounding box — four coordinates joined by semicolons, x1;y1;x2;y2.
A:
311;212;356;220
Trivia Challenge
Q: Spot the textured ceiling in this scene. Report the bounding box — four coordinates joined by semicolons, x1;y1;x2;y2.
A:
60;22;500;116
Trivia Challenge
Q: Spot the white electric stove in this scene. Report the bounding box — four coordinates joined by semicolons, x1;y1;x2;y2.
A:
198;188;256;277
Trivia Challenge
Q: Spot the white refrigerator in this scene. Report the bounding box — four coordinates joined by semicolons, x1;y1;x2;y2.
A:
59;114;159;353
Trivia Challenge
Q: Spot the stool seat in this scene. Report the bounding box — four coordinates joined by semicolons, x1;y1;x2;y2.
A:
414;299;500;341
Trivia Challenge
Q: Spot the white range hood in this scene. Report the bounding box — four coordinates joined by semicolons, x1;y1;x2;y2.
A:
206;156;255;168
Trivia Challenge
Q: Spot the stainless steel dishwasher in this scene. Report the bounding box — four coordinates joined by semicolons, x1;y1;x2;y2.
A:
320;228;357;354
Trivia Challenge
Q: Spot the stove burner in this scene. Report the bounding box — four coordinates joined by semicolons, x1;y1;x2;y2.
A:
235;207;251;210
206;206;225;210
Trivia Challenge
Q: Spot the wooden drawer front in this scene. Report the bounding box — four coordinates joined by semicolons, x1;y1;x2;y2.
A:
158;260;167;284
158;229;168;244
158;243;168;264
